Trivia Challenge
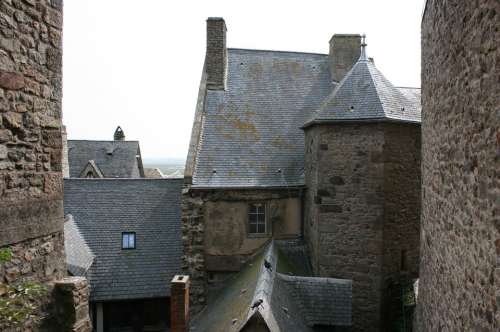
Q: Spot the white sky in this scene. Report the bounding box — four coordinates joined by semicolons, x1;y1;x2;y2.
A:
63;0;424;161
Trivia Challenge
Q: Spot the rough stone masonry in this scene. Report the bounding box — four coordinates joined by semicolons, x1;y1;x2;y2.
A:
417;0;499;331
0;0;90;331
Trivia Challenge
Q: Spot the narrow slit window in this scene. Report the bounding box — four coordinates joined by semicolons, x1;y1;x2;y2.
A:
400;249;407;271
248;203;266;235
122;232;136;249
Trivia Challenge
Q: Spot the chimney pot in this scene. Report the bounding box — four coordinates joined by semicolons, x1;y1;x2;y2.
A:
329;34;361;83
171;275;190;332
206;17;227;90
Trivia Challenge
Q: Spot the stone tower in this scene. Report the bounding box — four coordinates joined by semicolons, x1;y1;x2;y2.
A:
302;38;421;331
417;1;498;330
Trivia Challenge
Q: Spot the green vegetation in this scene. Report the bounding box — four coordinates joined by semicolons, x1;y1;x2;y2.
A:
0;248;47;328
0;248;12;263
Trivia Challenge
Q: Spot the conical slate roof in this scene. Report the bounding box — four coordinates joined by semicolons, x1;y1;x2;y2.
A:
303;42;420;127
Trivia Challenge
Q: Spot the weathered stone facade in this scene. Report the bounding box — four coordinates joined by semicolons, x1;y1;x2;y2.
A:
304;122;421;331
0;1;89;331
417;1;499;331
0;232;65;285
182;188;302;310
0;0;64;247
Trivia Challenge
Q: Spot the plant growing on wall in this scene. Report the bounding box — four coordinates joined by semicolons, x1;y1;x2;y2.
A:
0;248;47;328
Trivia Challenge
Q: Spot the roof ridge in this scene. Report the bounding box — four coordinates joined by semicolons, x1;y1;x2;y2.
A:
64;177;183;182
367;63;415;118
228;47;327;57
396;86;421;89
68;139;140;143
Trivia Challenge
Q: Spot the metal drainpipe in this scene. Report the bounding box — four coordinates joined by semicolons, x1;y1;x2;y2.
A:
300;188;305;238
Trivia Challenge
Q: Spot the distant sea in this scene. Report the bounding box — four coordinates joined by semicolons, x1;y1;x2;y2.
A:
143;159;185;178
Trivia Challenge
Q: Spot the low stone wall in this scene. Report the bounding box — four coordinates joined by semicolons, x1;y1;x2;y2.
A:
50;277;92;332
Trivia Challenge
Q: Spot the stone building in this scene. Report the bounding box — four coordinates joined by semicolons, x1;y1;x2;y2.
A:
0;0;90;330
183;18;421;331
63;178;183;332
66;126;145;178
417;1;499;331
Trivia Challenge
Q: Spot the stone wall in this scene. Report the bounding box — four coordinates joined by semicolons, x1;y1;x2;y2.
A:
182;187;302;310
305;123;386;331
0;0;76;330
51;277;92;332
381;123;421;328
0;0;64;244
304;122;421;331
417;1;499;331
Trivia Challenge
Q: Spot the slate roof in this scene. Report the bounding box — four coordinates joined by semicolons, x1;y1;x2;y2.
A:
190;240;352;332
304;49;421;126
68;140;143;178
191;47;420;188
63;178;183;301
192;49;334;188
64;214;94;276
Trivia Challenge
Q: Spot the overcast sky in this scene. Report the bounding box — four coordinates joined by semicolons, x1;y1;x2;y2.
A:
63;0;424;161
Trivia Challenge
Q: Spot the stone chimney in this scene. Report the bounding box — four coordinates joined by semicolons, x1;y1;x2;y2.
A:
206;17;227;90
171;275;190;332
113;126;125;141
329;34;361;83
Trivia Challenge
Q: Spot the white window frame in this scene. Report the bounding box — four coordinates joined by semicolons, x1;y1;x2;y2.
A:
122;232;136;249
248;203;267;236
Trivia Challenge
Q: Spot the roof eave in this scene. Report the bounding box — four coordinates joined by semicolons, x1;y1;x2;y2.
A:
302;117;421;129
190;184;305;190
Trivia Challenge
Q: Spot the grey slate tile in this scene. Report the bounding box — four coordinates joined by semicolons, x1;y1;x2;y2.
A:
68;140;142;178
193;48;420;189
63;178;183;301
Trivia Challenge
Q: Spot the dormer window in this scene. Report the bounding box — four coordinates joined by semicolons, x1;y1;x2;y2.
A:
122;232;136;249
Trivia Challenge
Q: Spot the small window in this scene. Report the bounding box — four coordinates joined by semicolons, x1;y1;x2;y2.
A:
122;232;136;249
400;249;407;271
248;203;266;235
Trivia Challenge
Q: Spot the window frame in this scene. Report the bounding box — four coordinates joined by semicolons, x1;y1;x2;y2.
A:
247;202;268;237
122;232;136;250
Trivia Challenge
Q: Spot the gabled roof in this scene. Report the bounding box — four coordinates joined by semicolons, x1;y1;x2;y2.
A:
63;178;183;301
64;214;94;276
191;49;334;188
68;140;143;178
190;240;352;332
190;47;420;189
303;47;421;127
79;160;104;178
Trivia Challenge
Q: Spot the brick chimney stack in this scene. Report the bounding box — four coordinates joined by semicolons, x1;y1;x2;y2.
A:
329;34;361;83
206;17;227;90
171;275;190;332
